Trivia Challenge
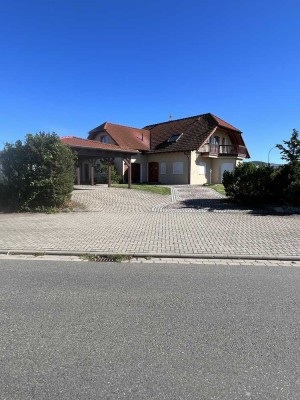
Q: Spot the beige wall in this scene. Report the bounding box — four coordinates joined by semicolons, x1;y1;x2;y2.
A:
115;152;190;184
210;157;241;183
147;152;189;184
114;157;124;177
114;150;244;185
190;151;213;185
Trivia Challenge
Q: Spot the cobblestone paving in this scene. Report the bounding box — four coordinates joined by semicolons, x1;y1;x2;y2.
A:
73;185;170;212
153;185;262;213
0;186;299;258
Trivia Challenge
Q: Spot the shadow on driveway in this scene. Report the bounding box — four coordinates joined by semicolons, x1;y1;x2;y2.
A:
165;198;300;216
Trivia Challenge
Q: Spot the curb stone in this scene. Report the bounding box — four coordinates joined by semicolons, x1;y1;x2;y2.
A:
1;249;300;262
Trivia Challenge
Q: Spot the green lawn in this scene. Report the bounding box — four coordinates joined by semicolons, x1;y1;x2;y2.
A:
112;184;171;195
205;184;226;196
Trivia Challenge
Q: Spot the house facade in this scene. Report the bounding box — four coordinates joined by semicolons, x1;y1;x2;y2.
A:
62;113;250;185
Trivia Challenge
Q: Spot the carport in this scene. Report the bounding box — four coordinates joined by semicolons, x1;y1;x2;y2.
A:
61;136;139;188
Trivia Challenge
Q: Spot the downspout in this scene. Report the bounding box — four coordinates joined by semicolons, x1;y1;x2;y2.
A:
184;151;191;184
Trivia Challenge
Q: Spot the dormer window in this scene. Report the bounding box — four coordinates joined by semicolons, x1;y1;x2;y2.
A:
210;135;220;145
167;133;182;143
100;135;109;144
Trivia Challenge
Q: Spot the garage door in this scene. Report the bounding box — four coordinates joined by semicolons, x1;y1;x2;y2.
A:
221;162;234;178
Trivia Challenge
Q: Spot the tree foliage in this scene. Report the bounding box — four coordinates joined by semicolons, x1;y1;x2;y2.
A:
276;129;300;163
0;132;75;211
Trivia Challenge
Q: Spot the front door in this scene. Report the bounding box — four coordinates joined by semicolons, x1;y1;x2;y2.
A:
131;163;141;183
148;162;159;182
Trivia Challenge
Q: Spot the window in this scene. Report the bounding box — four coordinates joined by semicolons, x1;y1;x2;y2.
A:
167;133;182;143
173;161;183;175
160;162;166;175
210;135;220;145
198;161;206;175
100;135;109;144
221;137;227;153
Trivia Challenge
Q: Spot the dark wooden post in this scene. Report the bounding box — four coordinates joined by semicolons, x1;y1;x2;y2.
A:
124;158;132;189
76;167;80;185
108;161;112;187
90;161;95;186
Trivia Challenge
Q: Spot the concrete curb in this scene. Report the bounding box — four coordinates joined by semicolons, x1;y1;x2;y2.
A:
1;249;300;262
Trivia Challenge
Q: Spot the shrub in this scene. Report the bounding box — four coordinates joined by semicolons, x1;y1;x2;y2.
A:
286;180;300;206
223;161;300;206
95;163;121;184
222;163;274;204
0;132;76;211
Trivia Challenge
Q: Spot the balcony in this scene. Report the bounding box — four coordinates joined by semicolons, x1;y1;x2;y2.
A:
199;144;247;157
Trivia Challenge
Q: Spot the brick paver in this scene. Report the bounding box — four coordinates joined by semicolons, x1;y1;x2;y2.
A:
0;185;299;258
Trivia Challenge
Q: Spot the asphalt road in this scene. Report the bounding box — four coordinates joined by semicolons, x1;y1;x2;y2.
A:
0;260;300;400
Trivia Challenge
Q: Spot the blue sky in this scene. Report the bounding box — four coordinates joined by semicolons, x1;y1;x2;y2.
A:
1;0;299;164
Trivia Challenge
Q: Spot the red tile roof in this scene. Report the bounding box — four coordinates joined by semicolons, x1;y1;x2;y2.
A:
61;136;138;153
88;122;150;150
88;122;150;151
81;112;248;156
144;113;216;152
210;114;241;132
143;113;245;153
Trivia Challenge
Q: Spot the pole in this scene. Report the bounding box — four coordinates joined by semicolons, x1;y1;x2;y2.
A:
268;146;277;166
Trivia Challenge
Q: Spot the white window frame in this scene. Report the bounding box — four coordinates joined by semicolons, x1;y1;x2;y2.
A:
160;162;166;175
198;161;206;175
173;161;183;175
100;135;109;144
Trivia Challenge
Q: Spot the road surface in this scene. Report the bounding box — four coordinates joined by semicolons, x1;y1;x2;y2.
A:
1;260;299;399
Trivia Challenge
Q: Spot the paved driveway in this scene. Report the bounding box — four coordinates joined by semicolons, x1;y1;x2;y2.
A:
0;185;299;258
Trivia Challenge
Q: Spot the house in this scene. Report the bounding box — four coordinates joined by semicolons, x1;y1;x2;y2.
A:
62;113;250;185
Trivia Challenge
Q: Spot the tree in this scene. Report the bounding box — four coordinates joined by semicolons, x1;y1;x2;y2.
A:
0;132;76;211
276;129;300;163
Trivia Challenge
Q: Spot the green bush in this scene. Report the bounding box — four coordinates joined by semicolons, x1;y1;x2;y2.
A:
0;132;76;211
95;163;121;184
223;129;300;206
286;180;300;205
222;163;274;204
284;162;300;206
223;161;300;206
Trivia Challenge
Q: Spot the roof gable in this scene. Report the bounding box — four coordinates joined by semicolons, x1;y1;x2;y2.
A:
210;114;241;132
88;122;150;151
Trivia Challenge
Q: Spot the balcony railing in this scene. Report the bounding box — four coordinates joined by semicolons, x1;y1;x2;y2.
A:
199;144;247;157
